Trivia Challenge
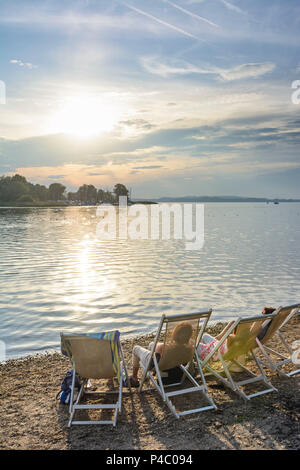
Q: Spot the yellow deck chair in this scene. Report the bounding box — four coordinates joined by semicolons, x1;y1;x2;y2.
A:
198;315;278;401
138;310;217;419
254;303;300;377
60;331;130;427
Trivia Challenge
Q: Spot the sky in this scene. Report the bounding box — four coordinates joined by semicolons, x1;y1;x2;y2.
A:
0;0;300;198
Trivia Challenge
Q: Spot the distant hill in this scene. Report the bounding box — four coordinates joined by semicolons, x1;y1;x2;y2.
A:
133;196;300;203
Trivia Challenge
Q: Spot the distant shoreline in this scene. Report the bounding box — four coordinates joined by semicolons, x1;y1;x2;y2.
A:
136;197;300;203
0;199;300;209
1;199;300;208
0;201;67;208
0;200;157;208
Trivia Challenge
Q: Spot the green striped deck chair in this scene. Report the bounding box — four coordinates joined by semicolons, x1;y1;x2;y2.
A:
198;315;278;401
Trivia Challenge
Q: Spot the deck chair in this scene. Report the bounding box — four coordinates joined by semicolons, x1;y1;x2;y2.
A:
60;330;130;427
198;315;278;401
254;303;300;378
138;310;217;419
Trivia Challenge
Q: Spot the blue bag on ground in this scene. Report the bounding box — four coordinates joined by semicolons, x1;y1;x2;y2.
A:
56;369;81;404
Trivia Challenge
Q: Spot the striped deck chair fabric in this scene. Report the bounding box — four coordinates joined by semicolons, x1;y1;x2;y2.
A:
60;330;130;427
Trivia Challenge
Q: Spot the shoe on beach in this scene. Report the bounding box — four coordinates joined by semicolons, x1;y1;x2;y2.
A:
107;378;115;389
123;376;140;388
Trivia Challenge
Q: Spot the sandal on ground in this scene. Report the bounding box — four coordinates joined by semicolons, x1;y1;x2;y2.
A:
107;378;115;389
124;376;140;388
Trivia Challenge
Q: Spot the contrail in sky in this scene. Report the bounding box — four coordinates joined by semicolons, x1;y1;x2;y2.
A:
220;0;247;15
162;0;219;28
124;3;205;41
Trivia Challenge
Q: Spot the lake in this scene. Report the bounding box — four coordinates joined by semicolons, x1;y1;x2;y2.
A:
0;202;299;359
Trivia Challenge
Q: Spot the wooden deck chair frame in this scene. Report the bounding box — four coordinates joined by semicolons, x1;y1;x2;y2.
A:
253;303;300;378
198;315;278;401
60;332;131;427
138;310;217;419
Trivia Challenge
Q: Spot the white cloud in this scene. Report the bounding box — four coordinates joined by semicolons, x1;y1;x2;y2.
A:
141;57;209;77
10;59;37;69
218;62;275;81
142;57;275;81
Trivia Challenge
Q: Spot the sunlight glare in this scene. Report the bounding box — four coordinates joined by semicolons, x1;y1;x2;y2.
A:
48;94;120;138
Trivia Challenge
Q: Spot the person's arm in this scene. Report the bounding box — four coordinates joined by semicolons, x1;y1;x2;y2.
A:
215;321;235;341
155;342;164;355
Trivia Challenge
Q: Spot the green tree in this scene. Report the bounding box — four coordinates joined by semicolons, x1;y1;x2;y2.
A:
87;185;97;203
97;189;105;203
49;183;66;201
77;185;87;202
113;184;129;202
77;184;97;203
103;190;115;203
67;191;78;202
17;194;36;203
31;184;49;201
0;174;30;202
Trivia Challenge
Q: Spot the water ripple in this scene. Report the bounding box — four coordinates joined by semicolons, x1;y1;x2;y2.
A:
0;203;300;358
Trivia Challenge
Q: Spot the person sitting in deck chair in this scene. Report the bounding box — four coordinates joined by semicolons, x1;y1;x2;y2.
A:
197;321;236;361
257;307;276;341
129;322;193;387
197;306;276;362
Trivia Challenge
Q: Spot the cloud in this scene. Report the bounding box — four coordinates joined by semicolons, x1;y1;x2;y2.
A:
2;108;300;198
10;59;37;69
218;62;275;81
132;165;164;170
1;10;178;38
141;57;208;77
119;119;155;130
48;174;66;179
142;57;275;80
103;146;173;163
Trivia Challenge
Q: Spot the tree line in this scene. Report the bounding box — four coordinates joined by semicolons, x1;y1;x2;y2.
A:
0;174;129;204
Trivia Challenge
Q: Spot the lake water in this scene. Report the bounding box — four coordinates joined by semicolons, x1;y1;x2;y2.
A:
0;203;299;359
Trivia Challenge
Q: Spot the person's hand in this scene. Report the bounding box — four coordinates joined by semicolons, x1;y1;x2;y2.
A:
262;307;276;315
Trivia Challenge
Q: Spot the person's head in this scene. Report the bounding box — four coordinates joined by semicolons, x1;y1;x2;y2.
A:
171;322;193;345
262;306;276;315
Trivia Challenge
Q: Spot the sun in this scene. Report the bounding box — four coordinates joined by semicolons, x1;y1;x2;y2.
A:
48;94;120;139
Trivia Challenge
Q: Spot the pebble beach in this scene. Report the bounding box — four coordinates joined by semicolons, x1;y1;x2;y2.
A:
0;318;299;450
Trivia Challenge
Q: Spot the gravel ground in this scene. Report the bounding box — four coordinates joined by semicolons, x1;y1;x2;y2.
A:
0;317;299;450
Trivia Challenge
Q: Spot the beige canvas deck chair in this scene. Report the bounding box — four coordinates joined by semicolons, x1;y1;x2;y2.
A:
198;315;278;401
254;303;300;378
138;310;217;419
60;330;130;427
